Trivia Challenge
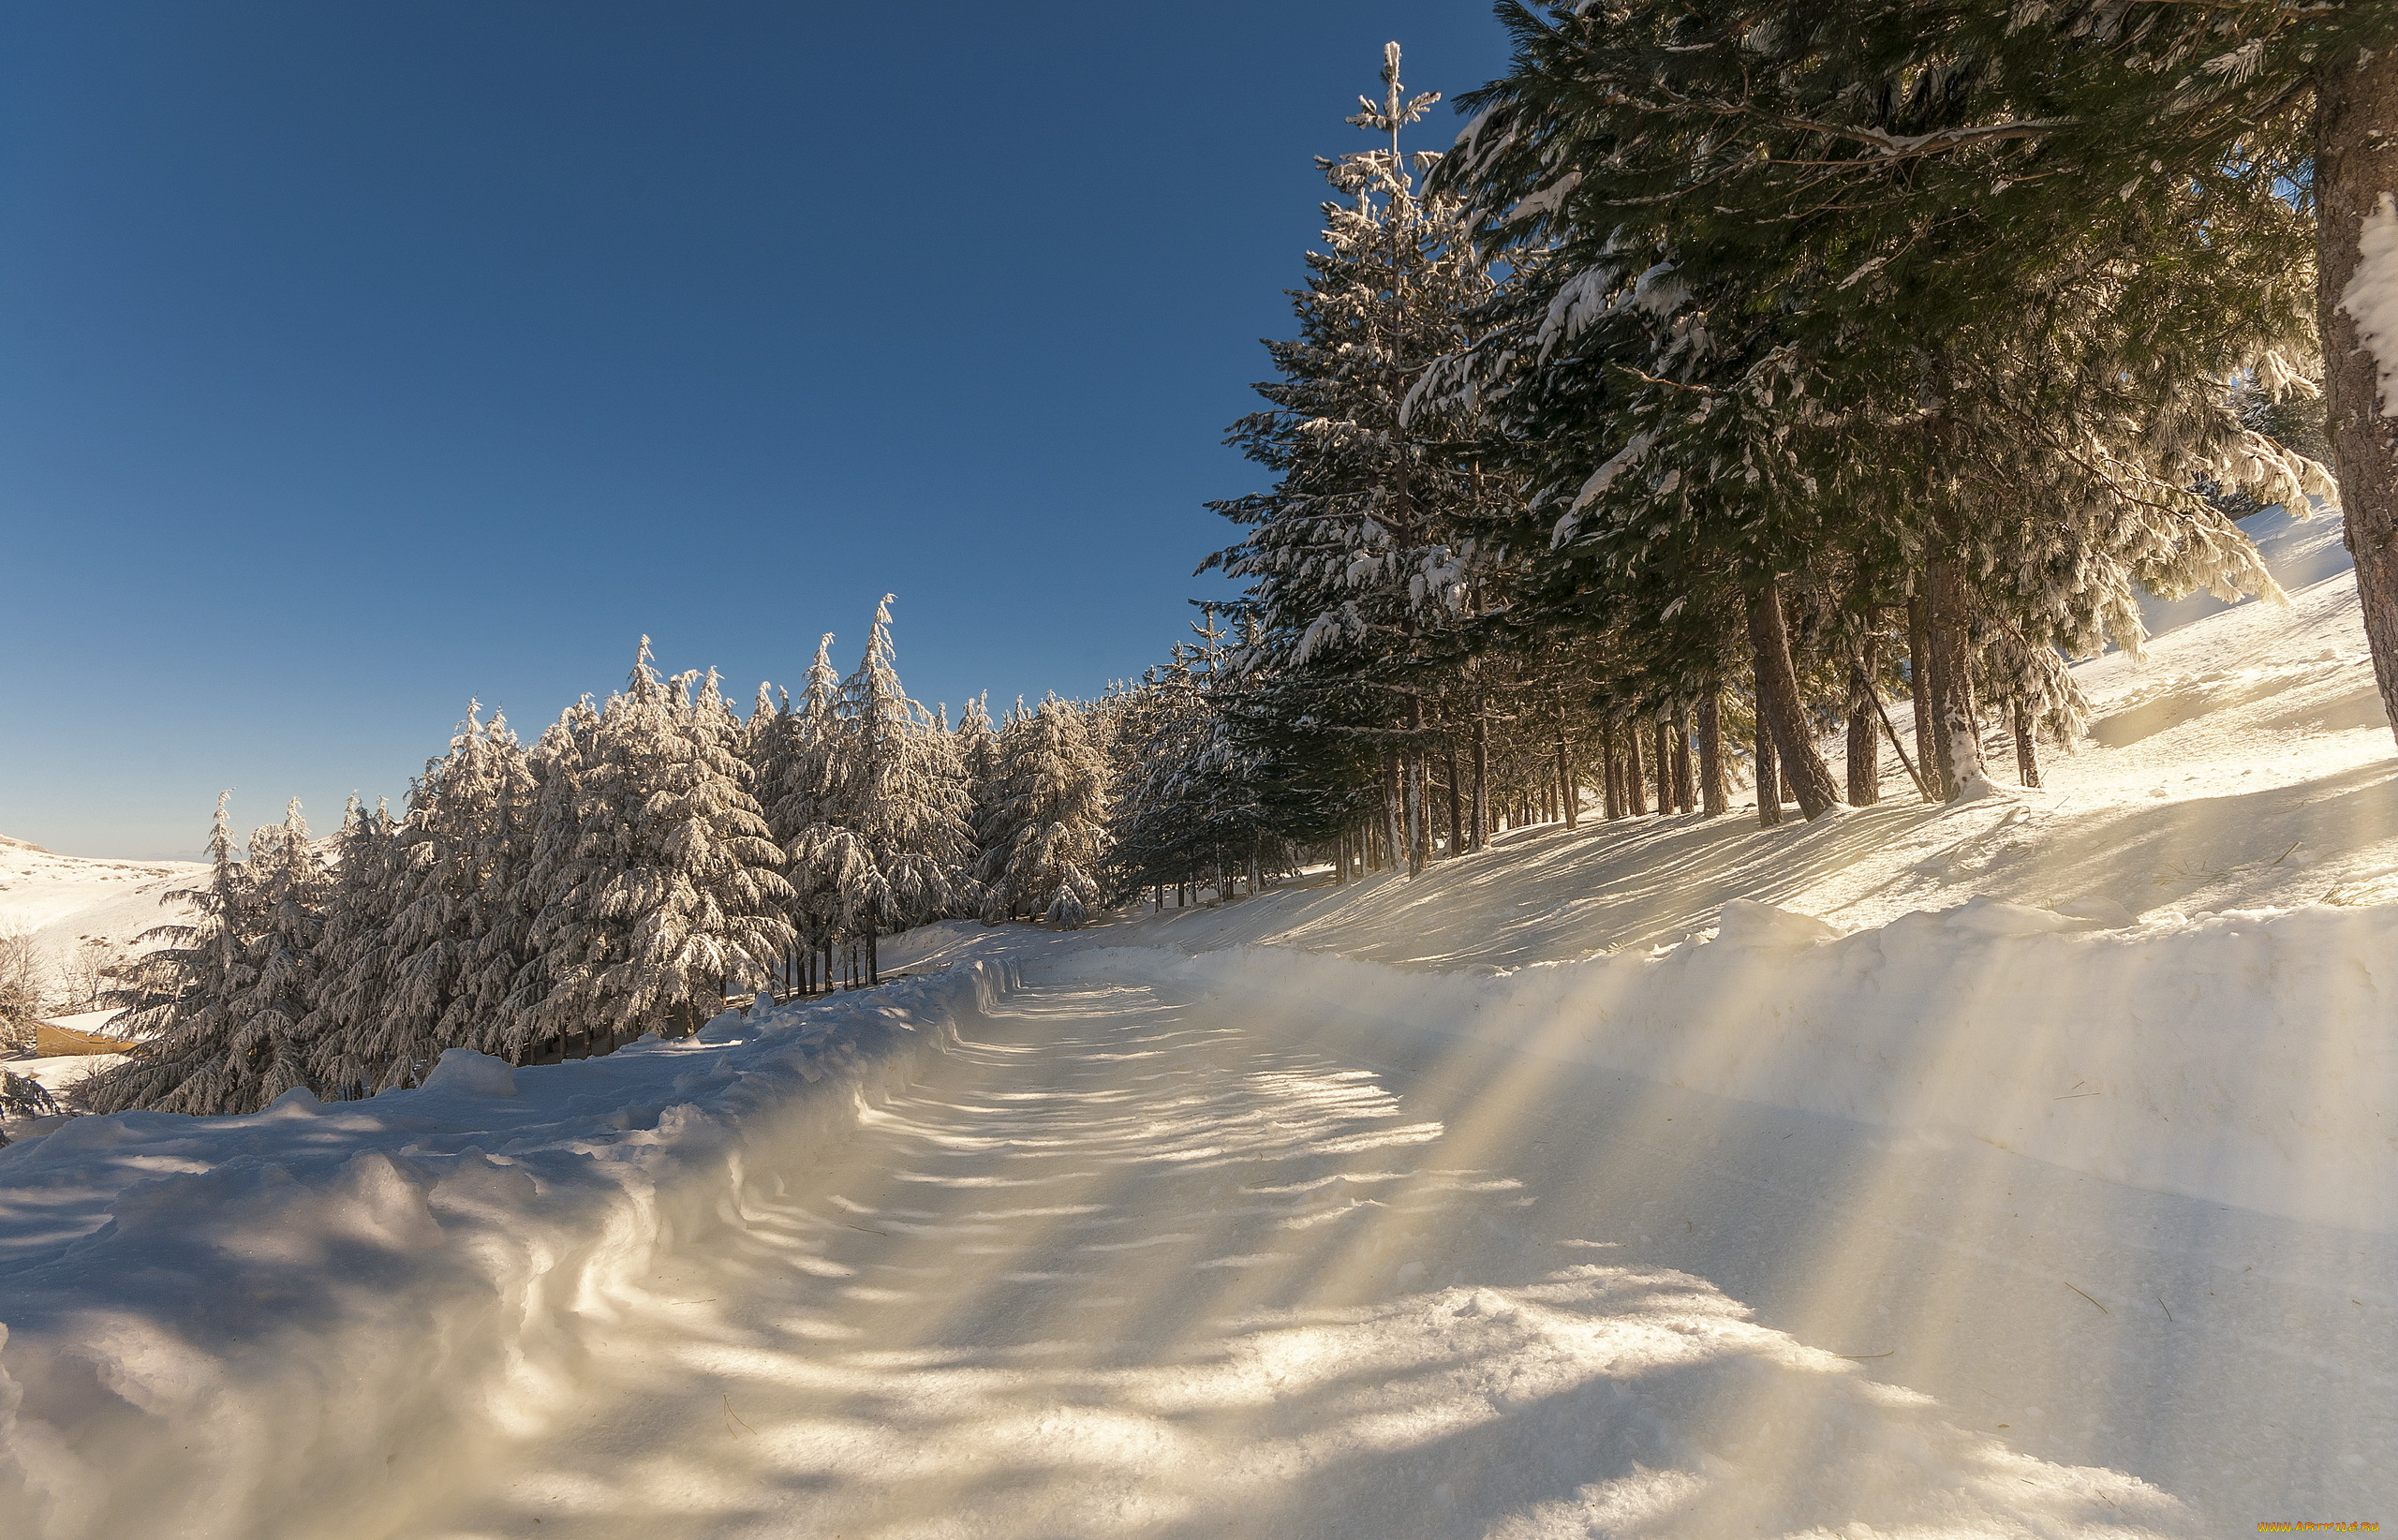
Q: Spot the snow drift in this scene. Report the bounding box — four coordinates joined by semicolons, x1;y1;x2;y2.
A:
1068;893;2397;1235
0;958;1018;1540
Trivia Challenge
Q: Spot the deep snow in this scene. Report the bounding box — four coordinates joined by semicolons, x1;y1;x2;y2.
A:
0;503;2392;1536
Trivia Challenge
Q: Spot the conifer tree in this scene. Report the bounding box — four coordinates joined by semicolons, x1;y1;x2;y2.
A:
303;796;404;1097
978;697;1113;926
1207;45;1513;864
81;795;322;1116
521;640;794;1053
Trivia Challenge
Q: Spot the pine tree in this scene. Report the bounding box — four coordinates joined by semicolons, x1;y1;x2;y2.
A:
767;633;868;990
1425;2;2329;807
520;640;795;1054
820;600;978;978
303;796;403;1097
1206;45;1512;867
81;795;323;1116
978;696;1113;926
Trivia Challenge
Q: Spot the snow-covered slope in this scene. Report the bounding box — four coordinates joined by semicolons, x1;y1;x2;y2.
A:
0;842;200;984
1068;503;2390;970
1;505;2391;1537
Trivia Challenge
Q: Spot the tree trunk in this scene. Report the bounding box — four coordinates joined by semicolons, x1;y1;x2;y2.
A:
1624;722;1648;815
1470;706;1491;851
1405;747;1428;877
1382;754;1404;876
2013;701;2042;788
1746;578;1843;818
1671;711;1695;813
1648;717;1668;815
2319;39;2398;747
1601;723;1624;819
1845;651;1882;807
1696;692;1728;816
1907;590;1942;798
1443;748;1463;855
1754;715;1783;827
1925;537;1986;795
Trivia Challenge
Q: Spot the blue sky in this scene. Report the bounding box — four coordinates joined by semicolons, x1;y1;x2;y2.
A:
0;1;1516;859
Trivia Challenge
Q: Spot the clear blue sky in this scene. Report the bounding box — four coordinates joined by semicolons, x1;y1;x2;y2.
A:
1;1;1515;859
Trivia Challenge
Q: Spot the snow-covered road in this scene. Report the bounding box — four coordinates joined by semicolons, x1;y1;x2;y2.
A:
392;961;2372;1540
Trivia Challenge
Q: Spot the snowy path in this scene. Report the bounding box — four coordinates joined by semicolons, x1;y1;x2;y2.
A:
397;966;2337;1540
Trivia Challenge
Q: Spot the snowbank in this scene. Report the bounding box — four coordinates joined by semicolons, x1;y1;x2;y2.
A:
1066;894;2398;1234
0;957;1018;1540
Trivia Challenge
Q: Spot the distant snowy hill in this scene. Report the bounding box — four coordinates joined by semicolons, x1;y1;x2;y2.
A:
0;840;202;987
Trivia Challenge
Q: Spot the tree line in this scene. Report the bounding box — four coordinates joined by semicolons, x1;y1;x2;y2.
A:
60;4;2398;1114
1106;6;2391;878
80;602;1116;1116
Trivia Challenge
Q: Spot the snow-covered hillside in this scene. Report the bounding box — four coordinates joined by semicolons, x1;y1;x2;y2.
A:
0;840;199;986
0;507;2391;1538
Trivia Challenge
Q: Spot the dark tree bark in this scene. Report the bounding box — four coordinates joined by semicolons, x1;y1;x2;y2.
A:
1443;748;1463;856
1624;723;1648;815
1845;651;1882;807
1746;579;1843;818
1907;590;1943;798
1671;711;1696;813
2318;39;2398;748
1556;733;1579;830
1696;692;1728;816
1925;538;1986;794
1405;751;1428;876
1470;708;1491;851
1651;718;1672;814
2013;701;2042;788
1602;722;1625;820
1754;717;1782;827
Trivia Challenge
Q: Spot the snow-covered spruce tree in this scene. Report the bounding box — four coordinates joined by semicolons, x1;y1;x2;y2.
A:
1206;44;1511;872
518;640;794;1056
762;633;867;992
79;793;256;1113
1430;2;2330;806
437;710;543;1061
1108;661;1221;901
955;692;1004;872
826;599;978;979
302;795;404;1098
977;696;1112;926
229;799;328;1100
81;795;324;1116
317;705;530;1089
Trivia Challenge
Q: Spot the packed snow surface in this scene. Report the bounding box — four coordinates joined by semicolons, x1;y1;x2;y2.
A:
1;504;2392;1537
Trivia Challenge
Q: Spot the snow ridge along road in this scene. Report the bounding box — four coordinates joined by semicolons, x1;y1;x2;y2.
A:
404;963;2210;1540
0;934;2389;1536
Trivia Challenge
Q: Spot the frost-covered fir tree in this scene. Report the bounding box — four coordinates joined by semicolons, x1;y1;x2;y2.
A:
1428;2;2330;806
1206;45;1508;870
303;795;403;1097
81;795;325;1115
80;792;257;1113
955;692;1002;856
317;706;540;1089
816;600;978;977
763;633;872;987
519;640;795;1054
229;799;328;1100
977;696;1112;927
